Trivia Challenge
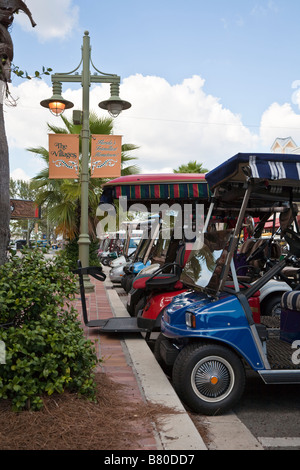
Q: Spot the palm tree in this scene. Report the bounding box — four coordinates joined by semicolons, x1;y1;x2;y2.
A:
173;160;209;174
28;112;140;241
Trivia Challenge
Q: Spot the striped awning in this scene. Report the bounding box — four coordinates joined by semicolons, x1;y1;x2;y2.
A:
100;181;210;204
206;153;300;189
115;182;209;200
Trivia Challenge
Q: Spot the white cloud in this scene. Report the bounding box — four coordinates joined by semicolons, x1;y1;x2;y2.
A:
5;79;56;149
251;1;279;16
10;168;31;181
113;74;259;172
4;79;59;178
260;102;300;148
14;0;79;42
6;73;300;180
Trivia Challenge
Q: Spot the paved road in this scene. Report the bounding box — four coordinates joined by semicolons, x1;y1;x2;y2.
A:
233;370;300;450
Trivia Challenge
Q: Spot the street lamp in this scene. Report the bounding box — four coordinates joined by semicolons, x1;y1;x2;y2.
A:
40;31;131;285
99;83;132;118
40;81;74;116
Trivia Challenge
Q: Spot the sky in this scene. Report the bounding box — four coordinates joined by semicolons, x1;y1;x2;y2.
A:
6;0;300;180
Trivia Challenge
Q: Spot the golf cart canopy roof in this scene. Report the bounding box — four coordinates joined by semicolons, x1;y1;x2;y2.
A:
100;173;210;207
206;153;300;191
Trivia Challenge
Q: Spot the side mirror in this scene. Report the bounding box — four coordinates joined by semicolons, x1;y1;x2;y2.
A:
244;216;255;236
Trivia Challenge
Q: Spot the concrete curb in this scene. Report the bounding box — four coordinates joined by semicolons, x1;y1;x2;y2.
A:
194;413;264;450
104;273;207;451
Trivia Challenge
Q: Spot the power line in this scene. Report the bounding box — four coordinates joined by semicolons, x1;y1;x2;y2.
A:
120;114;300;130
8;103;300;131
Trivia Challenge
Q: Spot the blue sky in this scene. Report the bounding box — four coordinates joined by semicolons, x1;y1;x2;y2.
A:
7;0;300;180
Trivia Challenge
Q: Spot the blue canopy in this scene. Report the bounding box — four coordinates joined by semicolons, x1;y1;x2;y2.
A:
206;153;300;189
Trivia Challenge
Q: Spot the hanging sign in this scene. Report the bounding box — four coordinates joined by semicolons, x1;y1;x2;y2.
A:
10;199;40;219
49;134;80;179
91;135;122;178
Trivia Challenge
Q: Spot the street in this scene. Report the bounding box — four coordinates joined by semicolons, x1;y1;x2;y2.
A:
233;370;300;450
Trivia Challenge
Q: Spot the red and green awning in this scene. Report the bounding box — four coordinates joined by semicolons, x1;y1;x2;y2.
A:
114;182;210;201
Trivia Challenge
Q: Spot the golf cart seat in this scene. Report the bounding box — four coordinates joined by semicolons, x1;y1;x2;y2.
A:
132;244;187;291
235;238;282;283
133;272;184;290
280;291;300;344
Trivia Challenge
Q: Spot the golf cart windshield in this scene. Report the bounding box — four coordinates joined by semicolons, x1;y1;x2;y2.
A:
180;230;232;295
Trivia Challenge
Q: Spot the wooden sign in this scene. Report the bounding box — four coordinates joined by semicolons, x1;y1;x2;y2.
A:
10;199;40;219
91;135;122;178
49;134;79;179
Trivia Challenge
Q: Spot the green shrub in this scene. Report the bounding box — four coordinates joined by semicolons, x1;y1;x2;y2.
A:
0;249;99;411
0;249;75;326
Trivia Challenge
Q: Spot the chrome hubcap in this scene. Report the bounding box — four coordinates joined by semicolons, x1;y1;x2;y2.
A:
191;356;235;403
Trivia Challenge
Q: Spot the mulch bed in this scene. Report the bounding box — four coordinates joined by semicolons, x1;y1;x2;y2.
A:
0;373;178;450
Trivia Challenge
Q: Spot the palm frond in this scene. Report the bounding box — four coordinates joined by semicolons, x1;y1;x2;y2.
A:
47;123;67;134
122;143;140;152
60;181;81;200
121;164;140;176
89;111;113;135
27;146;49;162
48;200;78;239
31;171;48;183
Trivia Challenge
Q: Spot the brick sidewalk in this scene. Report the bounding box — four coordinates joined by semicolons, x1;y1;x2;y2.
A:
74;276;160;450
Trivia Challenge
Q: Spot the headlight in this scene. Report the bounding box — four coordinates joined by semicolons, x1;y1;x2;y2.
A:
185;311;196;328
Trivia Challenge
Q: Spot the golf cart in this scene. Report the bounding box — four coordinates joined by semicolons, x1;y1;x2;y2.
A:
126;221;194;317
109;223;143;282
75;173;209;335
131;210;288;334
98;234;123;266
120;216;162;293
156;152;300;415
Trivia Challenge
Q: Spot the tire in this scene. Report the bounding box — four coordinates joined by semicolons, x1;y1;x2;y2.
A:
127;288;143;316
154;333;173;376
121;274;128;290
261;294;283;317
125;274;135;293
172;342;246;415
126;287;135;315
134;297;146;317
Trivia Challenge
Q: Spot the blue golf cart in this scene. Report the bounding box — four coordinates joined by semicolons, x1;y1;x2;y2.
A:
157;153;300;415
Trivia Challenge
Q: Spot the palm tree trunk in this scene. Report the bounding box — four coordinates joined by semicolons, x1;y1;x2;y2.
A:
0;101;10;265
0;2;37;264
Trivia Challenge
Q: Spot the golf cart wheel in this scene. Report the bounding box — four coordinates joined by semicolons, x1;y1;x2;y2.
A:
172;342;245;415
125;274;135;293
261;294;282;317
121;274;127;290
154;333;173;376
134;297;146;317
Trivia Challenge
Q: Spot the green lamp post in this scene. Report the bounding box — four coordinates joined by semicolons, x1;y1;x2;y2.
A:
41;31;131;287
